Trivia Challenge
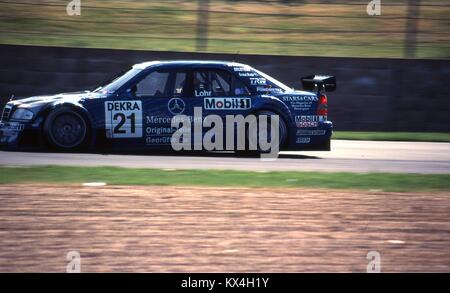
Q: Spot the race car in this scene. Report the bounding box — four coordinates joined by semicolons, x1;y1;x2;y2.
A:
0;61;335;153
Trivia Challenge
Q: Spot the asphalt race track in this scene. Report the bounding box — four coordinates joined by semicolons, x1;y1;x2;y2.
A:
0;140;449;174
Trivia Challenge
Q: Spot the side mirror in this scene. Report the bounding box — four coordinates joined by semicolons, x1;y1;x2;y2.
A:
301;75;336;93
126;85;137;97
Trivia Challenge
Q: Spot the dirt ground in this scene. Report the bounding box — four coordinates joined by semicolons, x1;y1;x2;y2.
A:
0;184;448;272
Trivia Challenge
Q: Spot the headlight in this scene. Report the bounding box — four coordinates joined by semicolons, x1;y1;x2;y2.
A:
11;108;34;121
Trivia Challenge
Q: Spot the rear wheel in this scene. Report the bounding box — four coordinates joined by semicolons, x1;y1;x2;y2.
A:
246;110;287;154
44;107;89;151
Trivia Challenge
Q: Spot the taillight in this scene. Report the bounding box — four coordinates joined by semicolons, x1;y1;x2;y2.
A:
317;94;328;115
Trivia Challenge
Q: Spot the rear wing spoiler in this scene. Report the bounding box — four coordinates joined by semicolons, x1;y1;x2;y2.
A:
301;75;336;93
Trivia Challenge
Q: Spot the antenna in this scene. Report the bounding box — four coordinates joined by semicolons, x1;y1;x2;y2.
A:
232;51;240;63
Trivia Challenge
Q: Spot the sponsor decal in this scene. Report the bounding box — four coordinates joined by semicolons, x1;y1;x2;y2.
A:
194;90;212;97
146;115;203;125
238;72;256;77
146;136;178;145
146;116;173;124
282;96;318;102
256;86;282;93
0;122;24;132
204;97;251;110
168;97;185;115
146;126;175;136
144;116;192;145
105;100;142;138
233;67;251;72
296;129;326;136
282;95;318;112
249;77;266;85
296;137;311;144
295;115;327;123
296;121;318;128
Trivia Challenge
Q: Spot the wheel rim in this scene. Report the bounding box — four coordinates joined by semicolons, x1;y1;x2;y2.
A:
50;112;86;148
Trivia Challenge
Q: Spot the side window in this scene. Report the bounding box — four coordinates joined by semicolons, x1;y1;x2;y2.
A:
135;71;170;98
212;72;230;95
172;72;187;97
193;69;231;97
232;76;251;96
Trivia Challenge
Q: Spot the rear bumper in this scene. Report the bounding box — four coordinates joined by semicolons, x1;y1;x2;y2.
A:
282;120;333;151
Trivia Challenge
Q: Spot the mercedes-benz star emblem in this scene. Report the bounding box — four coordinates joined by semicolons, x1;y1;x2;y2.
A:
168;98;185;115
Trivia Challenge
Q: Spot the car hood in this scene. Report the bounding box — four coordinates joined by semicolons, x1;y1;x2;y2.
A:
9;91;105;107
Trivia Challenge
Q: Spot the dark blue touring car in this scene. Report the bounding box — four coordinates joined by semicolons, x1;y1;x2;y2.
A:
0;61;335;153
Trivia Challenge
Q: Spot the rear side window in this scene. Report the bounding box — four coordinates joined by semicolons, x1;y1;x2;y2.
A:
232;76;251;96
231;66;291;94
193;69;230;97
193;69;250;97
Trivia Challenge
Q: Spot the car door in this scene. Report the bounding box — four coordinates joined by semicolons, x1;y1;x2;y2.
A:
189;68;253;150
103;68;191;149
136;68;194;149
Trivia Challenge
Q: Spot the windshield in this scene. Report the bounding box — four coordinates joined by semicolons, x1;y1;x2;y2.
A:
93;68;141;94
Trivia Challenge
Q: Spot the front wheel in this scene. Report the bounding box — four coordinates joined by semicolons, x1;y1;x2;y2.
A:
43;107;89;151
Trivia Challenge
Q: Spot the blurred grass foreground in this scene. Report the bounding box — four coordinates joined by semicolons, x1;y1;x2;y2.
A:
0;0;448;58
1;166;449;192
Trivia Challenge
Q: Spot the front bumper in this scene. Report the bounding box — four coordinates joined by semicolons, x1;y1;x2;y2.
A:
0;121;43;149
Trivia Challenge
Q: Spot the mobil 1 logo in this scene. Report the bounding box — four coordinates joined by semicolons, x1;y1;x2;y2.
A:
105;100;142;138
204;97;251;110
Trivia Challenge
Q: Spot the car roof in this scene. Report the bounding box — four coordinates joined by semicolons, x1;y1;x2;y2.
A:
132;60;250;70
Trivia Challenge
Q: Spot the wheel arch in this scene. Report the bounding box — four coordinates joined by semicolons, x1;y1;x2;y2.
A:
41;102;96;149
251;95;293;125
249;96;293;144
42;102;94;126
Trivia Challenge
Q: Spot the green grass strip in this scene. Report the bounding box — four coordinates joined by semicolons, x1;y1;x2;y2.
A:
0;166;449;192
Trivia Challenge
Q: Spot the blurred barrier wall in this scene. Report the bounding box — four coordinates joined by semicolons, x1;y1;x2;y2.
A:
0;44;448;132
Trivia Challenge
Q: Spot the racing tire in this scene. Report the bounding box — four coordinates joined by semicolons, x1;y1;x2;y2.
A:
43;107;90;151
245;110;287;154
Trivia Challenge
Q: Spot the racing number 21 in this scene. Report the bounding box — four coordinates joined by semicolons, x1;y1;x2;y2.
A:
113;113;136;134
105;100;143;138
